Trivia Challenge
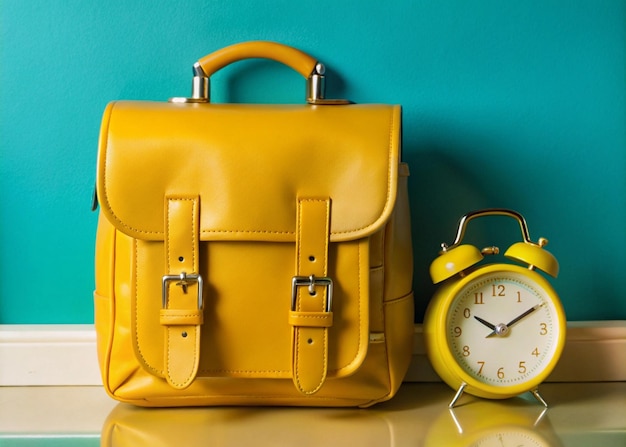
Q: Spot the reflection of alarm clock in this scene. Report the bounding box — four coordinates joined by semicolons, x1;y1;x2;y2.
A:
424;209;566;407
423;399;564;447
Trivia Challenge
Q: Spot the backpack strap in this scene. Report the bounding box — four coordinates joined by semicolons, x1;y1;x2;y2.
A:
290;198;333;394
161;195;203;389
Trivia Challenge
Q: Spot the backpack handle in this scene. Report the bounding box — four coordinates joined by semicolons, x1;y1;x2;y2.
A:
171;41;348;105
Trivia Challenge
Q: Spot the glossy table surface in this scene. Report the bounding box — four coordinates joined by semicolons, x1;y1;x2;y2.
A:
1;382;624;446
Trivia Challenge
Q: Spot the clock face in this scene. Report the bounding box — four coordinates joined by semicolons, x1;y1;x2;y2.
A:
446;270;562;390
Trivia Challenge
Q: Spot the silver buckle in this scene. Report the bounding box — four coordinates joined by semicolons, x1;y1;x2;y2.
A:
291;275;333;312
162;272;203;309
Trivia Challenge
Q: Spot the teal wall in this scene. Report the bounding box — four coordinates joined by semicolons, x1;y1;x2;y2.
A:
1;1;624;323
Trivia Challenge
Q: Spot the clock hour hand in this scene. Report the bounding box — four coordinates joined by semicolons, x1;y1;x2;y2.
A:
473;315;496;331
486;304;541;338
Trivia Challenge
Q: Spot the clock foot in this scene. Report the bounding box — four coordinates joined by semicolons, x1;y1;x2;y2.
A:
448;382;467;408
530;388;549;407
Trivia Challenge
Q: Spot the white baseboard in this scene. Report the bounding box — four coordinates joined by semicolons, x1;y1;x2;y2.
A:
1;321;625;386
0;325;100;386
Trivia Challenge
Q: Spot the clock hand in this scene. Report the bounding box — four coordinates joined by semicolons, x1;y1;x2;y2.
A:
474;315;496;331
486;304;541;338
505;304;541;328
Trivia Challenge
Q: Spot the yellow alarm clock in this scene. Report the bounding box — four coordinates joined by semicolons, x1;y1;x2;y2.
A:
424;209;566;408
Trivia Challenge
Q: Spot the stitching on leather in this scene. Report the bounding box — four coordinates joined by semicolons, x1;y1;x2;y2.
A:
198;243;365;379
323;199;330;275
165;197;199;387
328;107;397;236
201;229;295;235
321;199;330;385
166;328;196;388
135;196;201;381
101;107;398;239
296;200;303;289
110;109;398;385
200;368;290;375
295;198;330;394
294;199;304;391
351;242;364;371
100;102;161;236
160;314;202;320
132;238;161;377
321;328;328;391
133;238;144;365
327;241;364;376
99;103;134;234
166;200;172;287
164;203;179;385
169;328;200;388
146;394;366;404
190;198;197;269
384;291;414;305
166;196;198;271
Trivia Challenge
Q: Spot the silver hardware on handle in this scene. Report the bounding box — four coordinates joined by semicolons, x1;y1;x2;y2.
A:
190;63;209;101
170;61;350;105
170;64;210;104
307;62;352;105
306;63;326;104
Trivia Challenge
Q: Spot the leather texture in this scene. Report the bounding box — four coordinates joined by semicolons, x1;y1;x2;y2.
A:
94;41;414;407
162;196;201;389
291;198;332;395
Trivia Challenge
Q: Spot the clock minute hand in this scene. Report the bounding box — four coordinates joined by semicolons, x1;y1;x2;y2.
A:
486;304;541;338
505;304;541;328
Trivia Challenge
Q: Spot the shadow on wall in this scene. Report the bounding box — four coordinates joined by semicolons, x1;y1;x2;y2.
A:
406;148;513;321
